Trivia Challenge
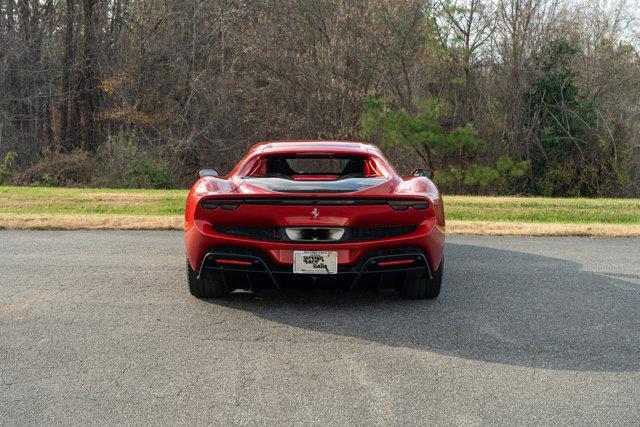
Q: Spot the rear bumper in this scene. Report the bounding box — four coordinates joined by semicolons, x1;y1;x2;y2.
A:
197;247;431;291
185;218;445;274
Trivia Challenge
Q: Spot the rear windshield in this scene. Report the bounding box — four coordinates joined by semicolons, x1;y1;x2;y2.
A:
250;155;380;179
243;153;387;192
284;158;353;175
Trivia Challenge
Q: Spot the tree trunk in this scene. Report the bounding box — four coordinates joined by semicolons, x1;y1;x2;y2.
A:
78;0;100;151
60;0;76;151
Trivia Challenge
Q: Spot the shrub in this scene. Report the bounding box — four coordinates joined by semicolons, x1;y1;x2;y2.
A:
463;164;500;189
0;151;17;184
434;155;530;194
495;155;530;194
95;132;176;189
124;160;176;189
434;166;464;190
11;150;94;187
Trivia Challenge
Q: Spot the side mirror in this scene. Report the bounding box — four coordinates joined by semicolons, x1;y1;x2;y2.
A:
411;168;434;179
197;168;220;178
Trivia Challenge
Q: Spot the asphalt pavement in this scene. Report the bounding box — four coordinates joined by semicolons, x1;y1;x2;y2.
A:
1;231;639;424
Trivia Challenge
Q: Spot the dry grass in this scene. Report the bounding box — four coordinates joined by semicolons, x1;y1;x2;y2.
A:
1;214;639;236
0;214;183;230
447;220;640;237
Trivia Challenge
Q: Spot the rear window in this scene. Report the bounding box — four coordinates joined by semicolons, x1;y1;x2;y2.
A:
284;158;352;175
260;155;370;178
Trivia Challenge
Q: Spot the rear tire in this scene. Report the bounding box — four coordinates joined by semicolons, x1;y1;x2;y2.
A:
187;259;227;298
399;256;444;299
424;257;443;299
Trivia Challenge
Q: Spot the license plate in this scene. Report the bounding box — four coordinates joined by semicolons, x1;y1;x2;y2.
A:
293;251;338;274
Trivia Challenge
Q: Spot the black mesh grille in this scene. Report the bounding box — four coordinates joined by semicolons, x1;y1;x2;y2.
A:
349;225;417;241
213;225;416;242
214;226;282;241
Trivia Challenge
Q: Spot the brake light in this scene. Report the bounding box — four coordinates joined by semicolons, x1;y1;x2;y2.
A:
214;259;253;266
201;200;239;210
388;201;428;211
377;259;415;267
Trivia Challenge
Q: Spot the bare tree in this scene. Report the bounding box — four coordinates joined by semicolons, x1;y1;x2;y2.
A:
0;0;637;194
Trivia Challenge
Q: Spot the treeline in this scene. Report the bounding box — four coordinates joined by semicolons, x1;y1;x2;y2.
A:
0;0;639;195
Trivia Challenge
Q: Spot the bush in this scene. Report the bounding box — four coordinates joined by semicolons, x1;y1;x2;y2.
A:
434;155;530;195
463;164;500;189
11;150;94;187
0;151;17;184
434;166;464;190
95;132;176;189
123;160;176;189
495;155;530;194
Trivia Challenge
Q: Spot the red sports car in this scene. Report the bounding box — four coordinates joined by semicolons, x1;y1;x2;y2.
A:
184;141;445;299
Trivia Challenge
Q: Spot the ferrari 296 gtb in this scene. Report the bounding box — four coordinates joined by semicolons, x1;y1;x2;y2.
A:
184;141;445;299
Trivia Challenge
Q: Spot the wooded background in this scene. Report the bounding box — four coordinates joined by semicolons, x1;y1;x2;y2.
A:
1;0;639;195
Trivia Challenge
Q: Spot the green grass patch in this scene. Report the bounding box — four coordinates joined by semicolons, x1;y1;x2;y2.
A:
1;186;638;224
444;195;640;224
0;186;186;216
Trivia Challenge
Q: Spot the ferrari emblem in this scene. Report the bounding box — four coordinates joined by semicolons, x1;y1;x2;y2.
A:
311;208;319;219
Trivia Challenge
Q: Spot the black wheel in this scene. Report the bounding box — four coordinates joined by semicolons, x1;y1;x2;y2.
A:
399;256;444;299
186;259;228;298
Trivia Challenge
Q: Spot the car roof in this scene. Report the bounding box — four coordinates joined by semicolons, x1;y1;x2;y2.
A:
250;140;381;156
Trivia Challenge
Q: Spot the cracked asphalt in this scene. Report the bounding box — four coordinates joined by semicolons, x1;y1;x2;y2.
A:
1;231;640;424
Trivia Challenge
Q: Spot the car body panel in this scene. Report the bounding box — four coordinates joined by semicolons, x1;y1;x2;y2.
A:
185;140;445;277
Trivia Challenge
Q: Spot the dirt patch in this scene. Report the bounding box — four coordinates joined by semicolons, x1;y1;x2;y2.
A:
0;214;183;230
447;220;640;237
0;296;48;315
0;190;165;213
0;303;26;314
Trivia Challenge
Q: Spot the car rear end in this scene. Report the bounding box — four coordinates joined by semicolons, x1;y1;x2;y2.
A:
185;143;445;295
185;195;444;292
